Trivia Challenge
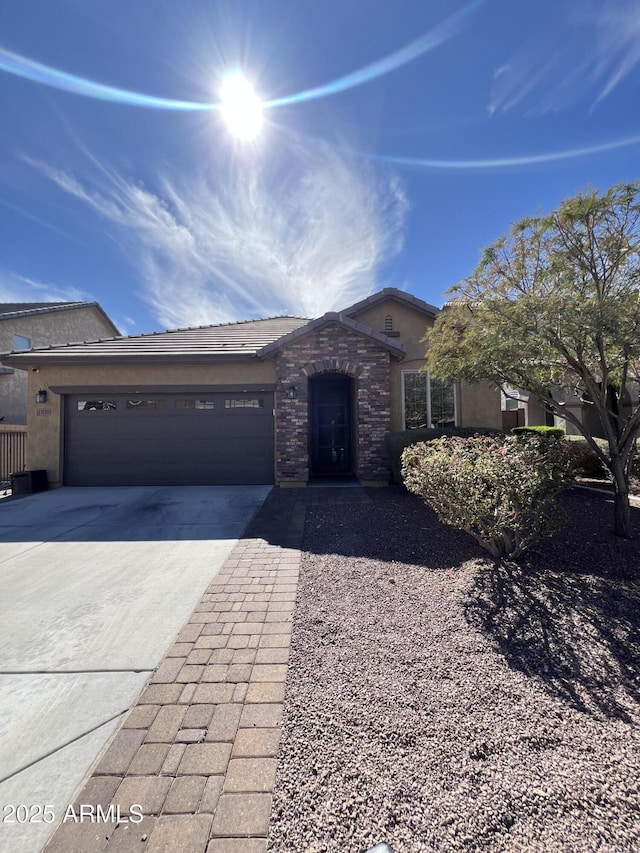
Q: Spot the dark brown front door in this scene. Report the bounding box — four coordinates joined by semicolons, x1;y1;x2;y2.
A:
310;374;352;475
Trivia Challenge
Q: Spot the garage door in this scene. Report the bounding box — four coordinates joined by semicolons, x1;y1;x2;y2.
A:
64;392;274;486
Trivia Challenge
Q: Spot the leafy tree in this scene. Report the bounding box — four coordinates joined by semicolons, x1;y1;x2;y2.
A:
426;181;640;538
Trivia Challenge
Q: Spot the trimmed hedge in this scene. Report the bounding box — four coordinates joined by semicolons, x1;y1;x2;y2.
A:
512;425;565;437
384;426;504;484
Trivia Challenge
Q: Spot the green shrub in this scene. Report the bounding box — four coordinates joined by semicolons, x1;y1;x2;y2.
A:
401;434;576;559
384;426;504;484
560;436;608;478
512;425;565;437
561;434;640;483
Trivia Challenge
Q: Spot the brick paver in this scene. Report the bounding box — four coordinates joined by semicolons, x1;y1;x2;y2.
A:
42;486;315;852
43;486;369;852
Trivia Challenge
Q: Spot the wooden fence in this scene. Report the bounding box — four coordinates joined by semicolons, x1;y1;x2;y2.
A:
0;425;27;485
501;408;526;430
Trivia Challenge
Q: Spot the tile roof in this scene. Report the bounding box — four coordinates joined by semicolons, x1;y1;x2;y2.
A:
3;288;433;367
5;316;311;364
342;287;439;318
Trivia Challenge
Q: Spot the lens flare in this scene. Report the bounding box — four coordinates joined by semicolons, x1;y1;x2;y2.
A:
219;70;263;140
0;0;483;112
0;47;213;110
265;0;484;107
373;134;640;170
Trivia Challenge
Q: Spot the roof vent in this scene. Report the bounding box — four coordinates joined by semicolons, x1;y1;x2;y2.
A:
384;314;393;332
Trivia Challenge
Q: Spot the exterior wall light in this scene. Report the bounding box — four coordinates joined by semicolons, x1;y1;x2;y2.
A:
36;389;47;403
285;385;297;400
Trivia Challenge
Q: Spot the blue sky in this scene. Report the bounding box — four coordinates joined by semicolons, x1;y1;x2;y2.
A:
1;0;640;335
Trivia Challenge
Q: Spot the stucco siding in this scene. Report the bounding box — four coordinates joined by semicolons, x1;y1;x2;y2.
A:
26;360;277;487
350;300;434;361
353;301;501;430
0;307;118;424
458;382;503;429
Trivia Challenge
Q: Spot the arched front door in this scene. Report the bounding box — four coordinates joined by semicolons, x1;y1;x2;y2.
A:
309;373;353;475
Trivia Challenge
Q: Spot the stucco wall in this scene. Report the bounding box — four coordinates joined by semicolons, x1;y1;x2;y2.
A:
351;301;434;431
458;383;503;429
25;360;277;487
351;299;501;430
0;307;117;424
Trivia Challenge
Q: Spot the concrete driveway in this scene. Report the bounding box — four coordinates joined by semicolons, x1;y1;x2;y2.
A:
0;485;270;853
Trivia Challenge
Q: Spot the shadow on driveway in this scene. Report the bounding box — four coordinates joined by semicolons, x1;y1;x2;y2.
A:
0;485;270;542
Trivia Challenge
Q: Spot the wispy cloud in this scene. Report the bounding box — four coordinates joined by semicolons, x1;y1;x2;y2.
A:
489;0;640;115
0;271;89;303
25;142;408;328
115;315;137;334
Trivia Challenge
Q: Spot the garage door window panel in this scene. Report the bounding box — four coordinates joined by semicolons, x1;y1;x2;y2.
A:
225;398;264;409
126;399;166;410
176;399;217;410
77;400;117;411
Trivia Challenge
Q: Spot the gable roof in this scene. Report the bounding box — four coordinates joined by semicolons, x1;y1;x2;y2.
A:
0;301;120;334
257;311;406;360
342;287;439;319
0;301;77;317
3;287;434;368
4;316;310;365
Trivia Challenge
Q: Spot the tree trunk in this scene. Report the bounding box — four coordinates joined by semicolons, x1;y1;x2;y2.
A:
610;458;632;538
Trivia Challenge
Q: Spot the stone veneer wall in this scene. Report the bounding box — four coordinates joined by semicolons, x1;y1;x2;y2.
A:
275;323;392;483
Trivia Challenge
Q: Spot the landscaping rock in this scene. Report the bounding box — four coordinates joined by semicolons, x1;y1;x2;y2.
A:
268;489;640;853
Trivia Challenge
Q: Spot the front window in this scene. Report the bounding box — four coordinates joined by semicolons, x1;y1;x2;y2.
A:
402;371;456;429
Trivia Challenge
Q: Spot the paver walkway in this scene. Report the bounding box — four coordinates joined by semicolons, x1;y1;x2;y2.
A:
44;486;370;853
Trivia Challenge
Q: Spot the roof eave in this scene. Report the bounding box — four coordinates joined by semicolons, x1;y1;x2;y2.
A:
342;287;440;319
3;352;262;368
0;301;120;333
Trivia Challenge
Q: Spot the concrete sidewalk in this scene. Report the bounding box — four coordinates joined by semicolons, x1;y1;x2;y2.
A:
0;486;271;853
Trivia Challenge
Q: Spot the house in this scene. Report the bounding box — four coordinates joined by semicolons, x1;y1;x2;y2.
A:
0;302;120;424
4;288;501;488
501;385;637;438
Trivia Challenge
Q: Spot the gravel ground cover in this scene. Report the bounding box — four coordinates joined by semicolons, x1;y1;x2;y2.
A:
268;488;640;853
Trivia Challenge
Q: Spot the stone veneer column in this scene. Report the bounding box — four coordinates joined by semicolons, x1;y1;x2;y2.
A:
274;324;392;484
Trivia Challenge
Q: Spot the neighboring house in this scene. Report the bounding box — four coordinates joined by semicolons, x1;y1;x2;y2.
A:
501;385;637;438
501;387;555;431
0;302;120;424
4;288;501;488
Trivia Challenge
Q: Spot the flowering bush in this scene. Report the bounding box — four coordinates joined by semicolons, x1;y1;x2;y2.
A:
401;434;577;559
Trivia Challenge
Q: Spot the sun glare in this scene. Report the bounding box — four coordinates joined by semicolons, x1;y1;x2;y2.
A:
219;70;263;140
